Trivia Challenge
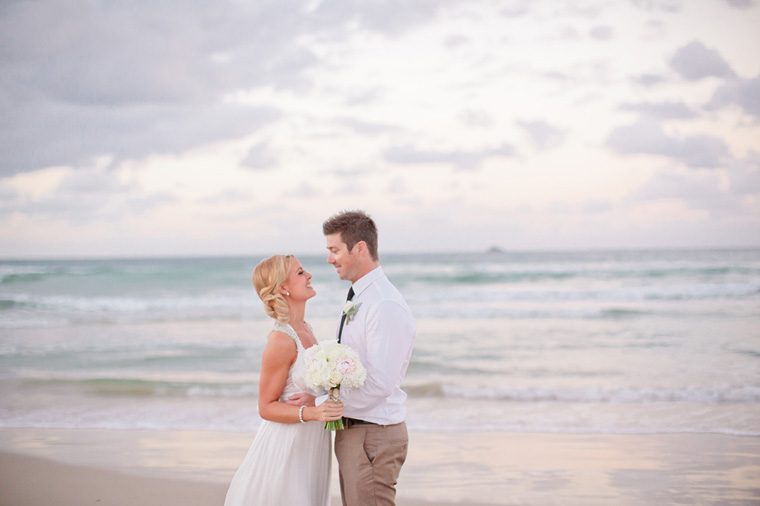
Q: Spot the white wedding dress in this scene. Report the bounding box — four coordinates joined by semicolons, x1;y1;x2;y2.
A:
224;322;331;506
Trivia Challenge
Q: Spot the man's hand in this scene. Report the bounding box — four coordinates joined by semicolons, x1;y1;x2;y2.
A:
285;393;316;406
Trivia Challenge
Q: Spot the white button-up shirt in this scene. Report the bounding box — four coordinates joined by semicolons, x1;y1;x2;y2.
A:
337;266;416;425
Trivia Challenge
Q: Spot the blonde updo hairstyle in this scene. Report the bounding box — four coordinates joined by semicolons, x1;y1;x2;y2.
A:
252;254;294;324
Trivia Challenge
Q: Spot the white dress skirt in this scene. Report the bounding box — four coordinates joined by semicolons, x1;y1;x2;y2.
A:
224;322;331;506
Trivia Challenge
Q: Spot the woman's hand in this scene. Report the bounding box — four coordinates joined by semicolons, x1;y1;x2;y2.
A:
285;393;315;406
306;400;343;423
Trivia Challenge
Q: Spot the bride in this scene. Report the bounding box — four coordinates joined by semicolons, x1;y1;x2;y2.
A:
224;255;343;506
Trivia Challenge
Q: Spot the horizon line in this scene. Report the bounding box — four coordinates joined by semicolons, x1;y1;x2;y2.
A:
2;244;760;262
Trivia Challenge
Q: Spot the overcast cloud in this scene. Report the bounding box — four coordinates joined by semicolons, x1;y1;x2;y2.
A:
669;40;737;80
606;119;731;168
1;0;759;257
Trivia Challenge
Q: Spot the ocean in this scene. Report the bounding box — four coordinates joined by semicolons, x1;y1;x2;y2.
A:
1;249;759;435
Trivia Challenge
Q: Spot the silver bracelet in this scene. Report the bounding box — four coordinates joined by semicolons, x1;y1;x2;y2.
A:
299;405;306;424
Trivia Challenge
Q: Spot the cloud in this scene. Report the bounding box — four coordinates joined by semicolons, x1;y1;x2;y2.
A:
541;71;572;82
501;4;531;17
0;168;174;222
329;165;375;178
669;40;736;81
241;142;278;171
722;0;756;8
630;0;682;12
633;169;739;215
606;119;730;168
729;168;760;195
589;25;614;41
200;189;254;205
458;110;495;128
708;75;760;119
0;183;19;202
285;182;321;199
548;25;581;41
633;73;666;87
0;1;310;176
2;0;462;177
3;0;759;257
342;87;385;106
56;167;134;195
444;35;470;49
619;101;696;119
516;120;565;149
581;200;614;214
386;177;406;194
335;117;400;135
641;19;667;39
384;143;515;171
0;183;21;219
0;100;280;176
556;4;609;18
310;0;461;35
0;0;473;177
728;152;760;195
1;3;318;102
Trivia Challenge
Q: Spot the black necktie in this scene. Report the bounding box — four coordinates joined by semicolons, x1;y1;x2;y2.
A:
337;287;354;343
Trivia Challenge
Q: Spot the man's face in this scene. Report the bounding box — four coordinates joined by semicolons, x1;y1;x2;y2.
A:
325;232;359;282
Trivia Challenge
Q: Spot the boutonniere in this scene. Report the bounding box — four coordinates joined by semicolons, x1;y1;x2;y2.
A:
342;301;362;324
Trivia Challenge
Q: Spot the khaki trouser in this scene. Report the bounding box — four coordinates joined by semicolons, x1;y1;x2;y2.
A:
334;421;408;506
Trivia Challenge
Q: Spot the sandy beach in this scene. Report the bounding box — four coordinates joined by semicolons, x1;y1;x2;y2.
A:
0;428;758;505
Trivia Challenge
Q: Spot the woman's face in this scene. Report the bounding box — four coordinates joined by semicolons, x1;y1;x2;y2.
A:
282;258;316;301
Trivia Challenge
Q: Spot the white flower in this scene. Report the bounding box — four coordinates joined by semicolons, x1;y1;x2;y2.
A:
337;357;355;376
308;368;323;386
329;369;343;385
342;301;362;324
302;341;367;391
302;340;367;431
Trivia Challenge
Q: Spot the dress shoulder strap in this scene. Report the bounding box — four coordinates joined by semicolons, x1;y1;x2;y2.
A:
272;321;299;344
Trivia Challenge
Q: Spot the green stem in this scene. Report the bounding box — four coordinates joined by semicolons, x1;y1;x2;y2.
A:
324;418;345;431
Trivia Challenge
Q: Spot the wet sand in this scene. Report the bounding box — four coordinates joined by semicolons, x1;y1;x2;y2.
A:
0;428;758;505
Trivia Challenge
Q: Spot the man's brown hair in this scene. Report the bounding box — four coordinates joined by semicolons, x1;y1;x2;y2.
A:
322;210;379;261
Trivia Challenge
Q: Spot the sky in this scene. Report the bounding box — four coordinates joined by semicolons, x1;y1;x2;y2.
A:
1;0;759;258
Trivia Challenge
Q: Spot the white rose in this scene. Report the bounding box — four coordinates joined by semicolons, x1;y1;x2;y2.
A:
327;347;341;362
309;368;323;387
329;370;343;386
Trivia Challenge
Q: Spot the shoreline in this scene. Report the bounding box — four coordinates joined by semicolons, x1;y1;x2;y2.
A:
1;428;758;505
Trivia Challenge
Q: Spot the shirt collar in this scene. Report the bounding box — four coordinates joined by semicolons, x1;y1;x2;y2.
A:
352;265;384;297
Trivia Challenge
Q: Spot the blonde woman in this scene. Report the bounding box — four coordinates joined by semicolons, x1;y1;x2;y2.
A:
224;255;343;506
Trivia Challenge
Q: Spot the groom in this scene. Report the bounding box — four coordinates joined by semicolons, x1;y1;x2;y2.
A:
323;210;416;506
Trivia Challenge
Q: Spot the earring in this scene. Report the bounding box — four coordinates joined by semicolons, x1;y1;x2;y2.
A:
285;291;290;296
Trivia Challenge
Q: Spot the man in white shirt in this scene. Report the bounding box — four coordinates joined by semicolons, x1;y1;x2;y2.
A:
323;210;416;506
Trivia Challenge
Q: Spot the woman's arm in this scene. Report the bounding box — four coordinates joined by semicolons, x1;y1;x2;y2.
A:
258;331;343;424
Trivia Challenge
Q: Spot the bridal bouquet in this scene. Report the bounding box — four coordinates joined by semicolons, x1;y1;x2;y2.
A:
302;341;367;430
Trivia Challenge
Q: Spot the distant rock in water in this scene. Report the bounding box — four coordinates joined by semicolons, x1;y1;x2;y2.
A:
486;246;505;254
